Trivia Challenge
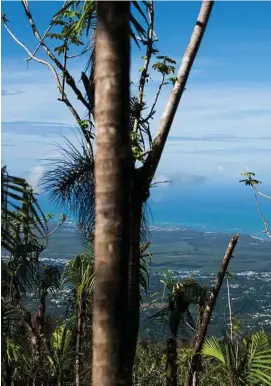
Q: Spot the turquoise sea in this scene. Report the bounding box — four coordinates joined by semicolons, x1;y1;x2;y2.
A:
38;182;270;237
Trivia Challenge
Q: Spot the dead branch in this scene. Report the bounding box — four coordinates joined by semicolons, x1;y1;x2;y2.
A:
144;1;214;185
4;6;92;145
3;20;61;88
21;0;89;111
142;73;165;124
253;185;271;201
254;193;271;238
184;233;239;386
133;1;155;136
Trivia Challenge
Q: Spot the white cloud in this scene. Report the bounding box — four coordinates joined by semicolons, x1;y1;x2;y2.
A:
27;165;45;193
2;60;271;183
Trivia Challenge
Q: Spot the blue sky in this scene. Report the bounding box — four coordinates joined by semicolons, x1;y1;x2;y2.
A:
2;1;271;193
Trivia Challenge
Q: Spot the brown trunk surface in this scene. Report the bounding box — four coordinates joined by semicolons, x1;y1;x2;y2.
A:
166;337;178;386
92;2;132;386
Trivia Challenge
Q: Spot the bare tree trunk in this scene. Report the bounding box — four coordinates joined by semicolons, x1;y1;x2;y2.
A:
166;336;178;386
92;2;132;386
184;234;239;386
75;303;83;386
124;190;143;382
226;276;233;341
144;1;214;183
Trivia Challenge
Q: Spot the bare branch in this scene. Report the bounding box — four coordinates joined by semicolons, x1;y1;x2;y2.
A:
142;73;165;124
184;233;239;386
253;185;271;201
67;45;91;59
26;22;54;63
254;193;271;238
133;1;155;135
2;19;64;93
21;0;89;111
151;180;171;187
4;5;92;145
144;1;214;185
35;216;66;240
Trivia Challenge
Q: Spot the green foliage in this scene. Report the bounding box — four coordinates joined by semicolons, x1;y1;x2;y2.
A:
202;332;271;385
48;2;94;55
152;55;176;76
48;324;73;378
151;271;209;337
240;172;261;186
1;166;48;254
131;131;146;162
62;252;95;304
133;341;167;386
1;12;8;23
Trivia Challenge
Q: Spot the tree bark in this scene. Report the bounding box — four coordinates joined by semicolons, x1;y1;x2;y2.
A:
144;1;214;184
93;2;132;386
184;234;239;386
166;337;178;386
75;303;83;386
124;189;144;382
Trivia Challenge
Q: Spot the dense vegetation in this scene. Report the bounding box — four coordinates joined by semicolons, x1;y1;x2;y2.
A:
2;1;271;385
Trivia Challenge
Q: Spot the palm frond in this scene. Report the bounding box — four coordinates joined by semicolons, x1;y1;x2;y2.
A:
246;332;271;385
202;337;226;365
42;136;95;232
1;167;48;253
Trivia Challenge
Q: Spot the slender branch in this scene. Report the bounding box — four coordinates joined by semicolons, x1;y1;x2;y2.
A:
3;17;89;141
226;275;233;342
142;73;165;124
21;0;89;111
2;20;61;88
184;233;239;386
61;42;68;100
151;180;171;187
67;45;91;59
253;185;271;201
254;193;271;238
26;22;54;63
144;1;214;185
133;1;155;135
35;218;66;240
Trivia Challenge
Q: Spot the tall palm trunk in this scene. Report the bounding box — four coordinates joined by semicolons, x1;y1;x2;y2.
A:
93;2;132;386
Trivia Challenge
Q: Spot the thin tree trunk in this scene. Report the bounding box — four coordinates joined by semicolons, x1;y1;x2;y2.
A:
166;336;178;386
144;1;214;183
93;2;132;386
184;234;239;386
75;303;83;386
226;276;233;341
124;192;143;382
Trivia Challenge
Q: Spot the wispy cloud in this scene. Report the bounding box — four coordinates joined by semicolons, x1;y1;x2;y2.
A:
2;89;24;96
2;59;271;183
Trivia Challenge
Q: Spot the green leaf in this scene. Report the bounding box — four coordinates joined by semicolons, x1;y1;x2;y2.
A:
202;337;226;365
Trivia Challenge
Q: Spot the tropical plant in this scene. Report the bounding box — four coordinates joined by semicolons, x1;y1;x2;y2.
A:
133;340;167;386
61;250;94;386
48;324;73;386
150;271;209;386
202;331;271;385
1;166;48;254
240;172;271;239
